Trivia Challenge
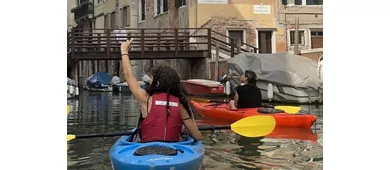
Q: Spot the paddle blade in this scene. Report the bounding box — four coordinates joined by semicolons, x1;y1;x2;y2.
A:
230;115;276;137
67;105;70;115
67;135;75;142
191;98;211;103
274;106;301;114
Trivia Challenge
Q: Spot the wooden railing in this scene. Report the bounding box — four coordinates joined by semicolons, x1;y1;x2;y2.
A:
68;28;211;60
67;28;259;60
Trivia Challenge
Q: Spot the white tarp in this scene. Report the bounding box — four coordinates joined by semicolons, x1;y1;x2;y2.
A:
111;76;122;85
227;52;320;89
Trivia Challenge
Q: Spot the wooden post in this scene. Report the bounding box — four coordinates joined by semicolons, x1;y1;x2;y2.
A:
157;32;161;51
106;30;111;72
141;29;145;58
207;28;212;58
97;33;101;72
174;29;179;58
294;17;299;55
236;39;241;54
97;60;100;72
77;61;81;87
214;43;220;81
71;29;75;60
97;33;101;52
230;39;235;58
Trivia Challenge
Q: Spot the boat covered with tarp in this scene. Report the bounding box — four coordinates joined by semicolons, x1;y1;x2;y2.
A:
226;52;322;104
85;72;113;92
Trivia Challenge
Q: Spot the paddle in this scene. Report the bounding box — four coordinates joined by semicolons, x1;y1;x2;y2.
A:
67;105;70;115
191;98;301;114
67;115;276;141
274;106;301;114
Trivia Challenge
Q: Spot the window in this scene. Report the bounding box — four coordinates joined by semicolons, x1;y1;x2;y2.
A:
175;0;186;8
311;29;323;48
140;0;145;21
289;30;305;46
104;14;109;28
227;30;245;47
155;0;169;15
294;0;302;5
294;0;322;5
306;0;323;5
121;6;129;27
78;0;88;6
110;12;116;29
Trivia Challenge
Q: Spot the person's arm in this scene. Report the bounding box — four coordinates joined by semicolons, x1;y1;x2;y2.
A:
179;104;202;140
233;92;239;108
121;39;149;106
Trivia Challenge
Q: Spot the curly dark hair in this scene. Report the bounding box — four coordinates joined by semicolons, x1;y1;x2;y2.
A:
145;65;192;118
244;70;257;86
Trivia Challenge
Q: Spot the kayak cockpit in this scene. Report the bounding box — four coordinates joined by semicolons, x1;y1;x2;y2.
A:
109;129;205;170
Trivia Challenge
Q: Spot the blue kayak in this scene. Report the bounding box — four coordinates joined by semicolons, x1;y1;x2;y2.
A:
109;130;205;170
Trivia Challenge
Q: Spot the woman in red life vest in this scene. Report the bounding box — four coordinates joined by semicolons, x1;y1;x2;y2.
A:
120;39;202;142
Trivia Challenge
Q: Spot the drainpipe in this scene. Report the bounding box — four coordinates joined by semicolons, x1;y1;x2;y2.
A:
195;0;198;28
294;17;299;54
115;0;120;76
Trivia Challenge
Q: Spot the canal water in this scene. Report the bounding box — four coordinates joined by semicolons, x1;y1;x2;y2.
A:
67;91;323;170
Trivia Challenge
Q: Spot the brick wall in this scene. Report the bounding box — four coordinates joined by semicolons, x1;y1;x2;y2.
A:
201;17;258;47
209;60;228;80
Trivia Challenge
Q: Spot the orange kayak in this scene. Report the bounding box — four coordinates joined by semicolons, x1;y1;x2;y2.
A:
196;119;317;142
191;101;317;129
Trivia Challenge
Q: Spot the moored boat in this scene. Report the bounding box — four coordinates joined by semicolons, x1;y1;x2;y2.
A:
67;77;79;99
191;100;317;129
181;79;226;95
85;72;113;92
225;52;323;104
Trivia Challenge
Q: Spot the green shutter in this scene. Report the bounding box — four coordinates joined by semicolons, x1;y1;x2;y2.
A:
175;0;181;8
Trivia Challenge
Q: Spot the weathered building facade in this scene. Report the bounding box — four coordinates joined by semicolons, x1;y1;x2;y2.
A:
277;0;323;61
68;0;323;83
69;0;95;84
136;0;206;79
93;0;139;29
67;0;77;32
136;0;322;79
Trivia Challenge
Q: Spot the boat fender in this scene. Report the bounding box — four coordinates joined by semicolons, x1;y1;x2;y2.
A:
257;108;285;114
75;87;79;96
134;145;181;156
267;83;273;101
225;81;231;96
69;86;74;95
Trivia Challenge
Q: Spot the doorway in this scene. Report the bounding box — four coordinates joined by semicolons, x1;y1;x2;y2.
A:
257;31;273;53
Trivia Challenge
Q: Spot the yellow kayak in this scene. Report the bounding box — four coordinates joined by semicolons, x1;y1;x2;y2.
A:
67;105;70;115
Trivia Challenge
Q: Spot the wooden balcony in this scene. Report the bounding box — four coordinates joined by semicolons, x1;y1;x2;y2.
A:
67;28;259;61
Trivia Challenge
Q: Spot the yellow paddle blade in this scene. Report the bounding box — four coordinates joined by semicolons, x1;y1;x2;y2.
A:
275;106;301;114
67;135;75;142
67;105;71;115
191;98;210;103
230;115;276;137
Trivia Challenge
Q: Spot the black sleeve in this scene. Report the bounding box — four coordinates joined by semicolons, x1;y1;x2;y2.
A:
235;86;242;96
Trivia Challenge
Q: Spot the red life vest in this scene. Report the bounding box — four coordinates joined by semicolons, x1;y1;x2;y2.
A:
140;93;183;142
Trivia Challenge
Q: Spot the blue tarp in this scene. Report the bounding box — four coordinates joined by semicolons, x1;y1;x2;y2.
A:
86;72;113;88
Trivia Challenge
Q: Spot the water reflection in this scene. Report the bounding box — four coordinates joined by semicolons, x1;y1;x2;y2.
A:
67;91;323;170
